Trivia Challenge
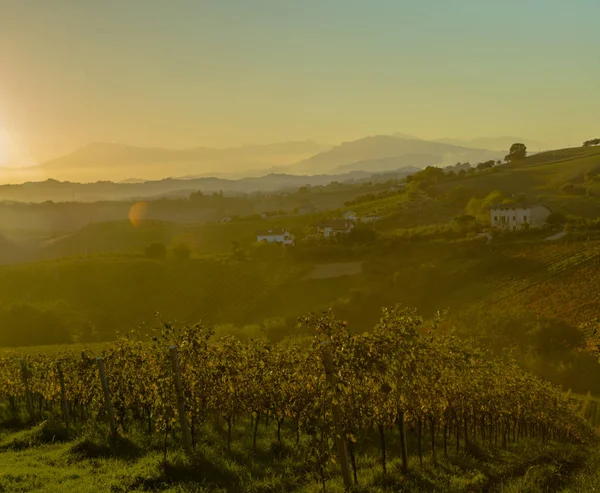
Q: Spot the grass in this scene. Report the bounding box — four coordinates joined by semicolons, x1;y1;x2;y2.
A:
0;418;596;493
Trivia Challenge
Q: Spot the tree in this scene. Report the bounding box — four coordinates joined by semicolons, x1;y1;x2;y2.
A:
145;242;167;260
466;190;510;221
583;138;600;147
476;160;495;171
505;143;527;162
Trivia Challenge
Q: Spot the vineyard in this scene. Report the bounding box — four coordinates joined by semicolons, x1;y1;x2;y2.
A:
0;306;595;492
480;241;600;325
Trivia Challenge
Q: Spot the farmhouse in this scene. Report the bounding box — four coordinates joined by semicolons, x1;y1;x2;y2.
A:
317;219;355;238
343;211;358;220
256;228;295;245
489;204;553;230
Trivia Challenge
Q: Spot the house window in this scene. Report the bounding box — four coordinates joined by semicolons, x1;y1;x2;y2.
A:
494;216;498;221
513;216;516;221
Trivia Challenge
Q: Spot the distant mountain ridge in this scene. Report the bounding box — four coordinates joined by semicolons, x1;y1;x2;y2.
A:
22;141;332;183
289;135;504;174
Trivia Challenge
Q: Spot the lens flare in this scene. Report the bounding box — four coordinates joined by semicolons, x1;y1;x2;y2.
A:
129;201;149;227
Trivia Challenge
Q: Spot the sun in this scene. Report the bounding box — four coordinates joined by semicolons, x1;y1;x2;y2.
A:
0;126;37;169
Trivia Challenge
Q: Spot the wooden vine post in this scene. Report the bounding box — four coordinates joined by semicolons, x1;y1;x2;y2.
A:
96;357;117;435
57;362;70;429
321;343;353;490
169;346;193;456
397;410;409;472
19;358;33;419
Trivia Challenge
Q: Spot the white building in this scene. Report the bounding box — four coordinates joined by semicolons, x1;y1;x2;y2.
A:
343;211;358;221
317;219;355;238
489;204;553;230
256;228;295;245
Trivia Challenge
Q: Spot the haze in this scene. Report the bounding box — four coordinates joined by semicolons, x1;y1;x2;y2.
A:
0;0;599;179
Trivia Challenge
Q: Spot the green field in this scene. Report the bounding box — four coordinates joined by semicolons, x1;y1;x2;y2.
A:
0;426;597;493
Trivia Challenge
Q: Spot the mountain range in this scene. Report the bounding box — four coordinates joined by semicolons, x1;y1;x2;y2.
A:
0;133;536;191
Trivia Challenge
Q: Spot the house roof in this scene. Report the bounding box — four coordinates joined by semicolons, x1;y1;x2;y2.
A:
256;228;289;236
488;203;553;212
317;219;355;230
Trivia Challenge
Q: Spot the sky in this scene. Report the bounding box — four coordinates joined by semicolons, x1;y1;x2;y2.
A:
1;0;599;167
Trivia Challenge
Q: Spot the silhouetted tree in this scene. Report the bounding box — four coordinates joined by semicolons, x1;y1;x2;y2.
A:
505;143;527;162
476;160;495;171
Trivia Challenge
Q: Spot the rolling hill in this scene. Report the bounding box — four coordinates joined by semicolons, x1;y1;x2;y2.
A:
0;169;410;203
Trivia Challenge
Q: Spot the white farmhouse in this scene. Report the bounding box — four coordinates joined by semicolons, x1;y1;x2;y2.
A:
489;204;553;230
343;211;358;220
256;228;295;245
317;219;355;238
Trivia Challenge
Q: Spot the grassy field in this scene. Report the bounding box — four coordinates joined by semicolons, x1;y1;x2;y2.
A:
0;252;373;345
0;418;596;493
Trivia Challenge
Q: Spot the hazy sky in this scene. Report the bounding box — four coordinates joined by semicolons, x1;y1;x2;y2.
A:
1;0;599;165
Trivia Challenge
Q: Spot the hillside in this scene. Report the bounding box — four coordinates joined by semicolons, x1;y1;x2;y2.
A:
435;145;600;217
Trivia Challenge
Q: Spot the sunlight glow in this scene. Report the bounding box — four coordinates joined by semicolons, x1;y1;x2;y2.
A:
0;125;37;169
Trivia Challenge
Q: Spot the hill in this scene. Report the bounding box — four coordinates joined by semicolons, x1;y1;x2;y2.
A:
0;169;407;203
290;135;503;174
432;144;600;217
